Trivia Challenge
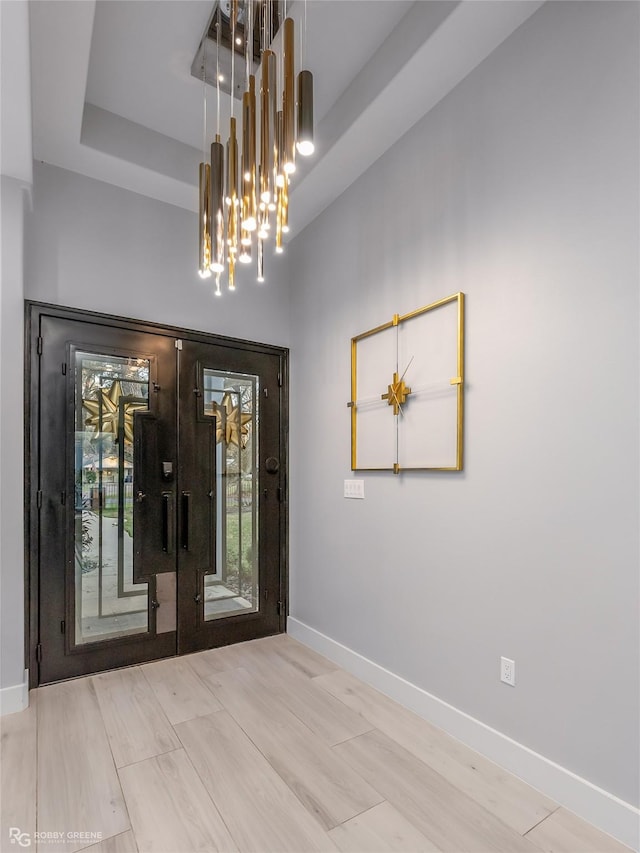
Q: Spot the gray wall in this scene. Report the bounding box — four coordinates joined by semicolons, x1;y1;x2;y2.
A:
287;1;639;806
1;0;32;696
1;178;28;693
26;163;291;347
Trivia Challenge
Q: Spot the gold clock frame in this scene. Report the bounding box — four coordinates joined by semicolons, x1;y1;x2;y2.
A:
349;292;465;473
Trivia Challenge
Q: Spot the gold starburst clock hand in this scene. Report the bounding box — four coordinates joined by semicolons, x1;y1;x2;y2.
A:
381;356;414;416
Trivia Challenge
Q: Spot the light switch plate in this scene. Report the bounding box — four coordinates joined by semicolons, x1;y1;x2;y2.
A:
344;479;365;499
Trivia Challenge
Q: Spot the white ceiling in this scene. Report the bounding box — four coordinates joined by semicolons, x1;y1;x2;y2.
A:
29;0;544;234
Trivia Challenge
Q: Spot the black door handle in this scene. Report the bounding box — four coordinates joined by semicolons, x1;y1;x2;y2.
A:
181;491;191;550
161;492;174;554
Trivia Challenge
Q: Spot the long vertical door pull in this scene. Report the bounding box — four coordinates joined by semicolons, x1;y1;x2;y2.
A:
162;492;174;554
181;491;191;550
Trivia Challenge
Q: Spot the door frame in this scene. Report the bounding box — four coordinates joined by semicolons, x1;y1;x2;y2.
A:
25;301;289;687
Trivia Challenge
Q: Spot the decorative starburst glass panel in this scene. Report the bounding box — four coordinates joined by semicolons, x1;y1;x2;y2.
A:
203;369;259;620
75;352;150;644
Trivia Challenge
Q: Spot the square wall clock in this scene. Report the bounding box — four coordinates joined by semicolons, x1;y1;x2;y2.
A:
349;292;465;473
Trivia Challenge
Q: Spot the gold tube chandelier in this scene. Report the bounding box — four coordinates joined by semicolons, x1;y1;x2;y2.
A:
198;38;212;279
197;0;314;292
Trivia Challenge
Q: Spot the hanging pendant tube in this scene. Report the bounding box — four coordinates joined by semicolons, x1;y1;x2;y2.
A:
257;166;268;239
275;109;285;188
198;162;212;277
228;252;236;290
260;49;276;204
257;236;265;282
242;76;257;232
283;17;296;174
281;175;289;233
268;81;279;211
241;90;252;230
209;135;225;273
275;184;284;254
296;69;314;156
227;116;239;256
239;98;253;261
249;72;257;192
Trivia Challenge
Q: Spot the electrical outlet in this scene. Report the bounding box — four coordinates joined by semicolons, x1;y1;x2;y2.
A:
500;656;515;686
344;479;365;499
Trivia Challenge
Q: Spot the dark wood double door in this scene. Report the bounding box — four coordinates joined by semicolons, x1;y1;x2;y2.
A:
28;305;287;685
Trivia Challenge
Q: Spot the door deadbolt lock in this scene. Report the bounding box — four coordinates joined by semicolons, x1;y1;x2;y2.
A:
265;456;279;474
150;599;160;610
136;490;146;503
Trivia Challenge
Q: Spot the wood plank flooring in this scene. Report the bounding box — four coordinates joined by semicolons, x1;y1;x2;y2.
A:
37;678;131;853
314;669;557;835
0;688;37;846
118;748;237;852
200;667;383;830
328;802;438;853
93;666;182;768
0;634;633;853
140;656;222;725
176;710;334;852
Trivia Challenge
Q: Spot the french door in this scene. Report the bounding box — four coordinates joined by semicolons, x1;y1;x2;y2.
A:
28;305;287;685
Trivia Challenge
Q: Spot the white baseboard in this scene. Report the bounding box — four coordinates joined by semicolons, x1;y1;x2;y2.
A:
288;617;639;851
0;669;29;716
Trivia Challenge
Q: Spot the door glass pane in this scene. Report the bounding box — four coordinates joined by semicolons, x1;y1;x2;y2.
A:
203;369;259;620
75;352;150;644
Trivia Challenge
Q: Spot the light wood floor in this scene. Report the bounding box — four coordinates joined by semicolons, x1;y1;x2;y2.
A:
0;634;632;853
